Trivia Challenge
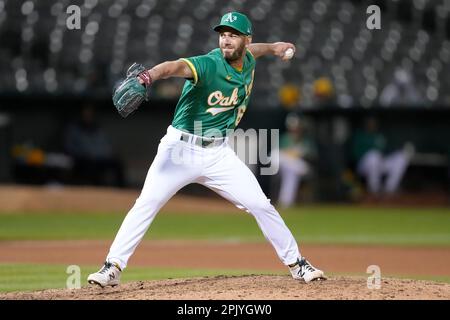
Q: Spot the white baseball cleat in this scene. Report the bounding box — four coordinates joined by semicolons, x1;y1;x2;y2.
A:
289;257;326;283
87;261;122;288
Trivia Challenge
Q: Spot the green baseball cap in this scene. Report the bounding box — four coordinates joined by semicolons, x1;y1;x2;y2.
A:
213;12;252;36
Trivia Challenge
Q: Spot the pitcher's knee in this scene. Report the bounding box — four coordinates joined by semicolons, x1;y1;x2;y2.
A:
246;198;276;215
134;194;167;212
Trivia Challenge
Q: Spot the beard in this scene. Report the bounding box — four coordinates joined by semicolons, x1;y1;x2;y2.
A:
221;42;246;62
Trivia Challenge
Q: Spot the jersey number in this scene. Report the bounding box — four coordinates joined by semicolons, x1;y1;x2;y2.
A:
235;105;247;126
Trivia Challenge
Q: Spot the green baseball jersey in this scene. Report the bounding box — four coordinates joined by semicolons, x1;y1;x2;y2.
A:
172;48;256;137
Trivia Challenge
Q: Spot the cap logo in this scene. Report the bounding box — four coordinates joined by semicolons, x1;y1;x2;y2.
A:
224;13;237;23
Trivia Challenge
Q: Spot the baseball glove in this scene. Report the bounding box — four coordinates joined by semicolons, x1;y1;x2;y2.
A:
112;63;152;118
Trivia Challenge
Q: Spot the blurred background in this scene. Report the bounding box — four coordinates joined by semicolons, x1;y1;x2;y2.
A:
0;0;449;206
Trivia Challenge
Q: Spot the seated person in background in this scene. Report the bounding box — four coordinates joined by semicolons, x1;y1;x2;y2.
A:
64;104;125;188
276;113;317;208
352;117;410;196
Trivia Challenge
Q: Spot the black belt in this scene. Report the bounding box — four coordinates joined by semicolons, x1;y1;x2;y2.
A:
180;132;225;148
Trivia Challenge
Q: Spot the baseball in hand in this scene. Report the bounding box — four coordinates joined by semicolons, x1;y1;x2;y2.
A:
284;48;294;59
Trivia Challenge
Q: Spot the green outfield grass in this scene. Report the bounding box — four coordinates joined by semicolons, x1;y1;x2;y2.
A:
0;206;449;246
0;263;277;293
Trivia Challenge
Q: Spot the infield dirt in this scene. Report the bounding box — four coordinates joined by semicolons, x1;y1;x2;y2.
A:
1;275;449;300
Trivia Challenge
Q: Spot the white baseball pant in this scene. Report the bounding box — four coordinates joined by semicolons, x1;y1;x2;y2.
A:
106;125;301;269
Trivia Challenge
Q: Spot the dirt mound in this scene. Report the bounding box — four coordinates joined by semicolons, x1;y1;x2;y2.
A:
1;275;449;300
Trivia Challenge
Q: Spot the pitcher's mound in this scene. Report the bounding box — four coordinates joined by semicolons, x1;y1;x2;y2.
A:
1;275;449;300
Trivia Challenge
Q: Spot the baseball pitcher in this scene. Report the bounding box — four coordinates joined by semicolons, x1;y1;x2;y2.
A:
88;12;325;287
